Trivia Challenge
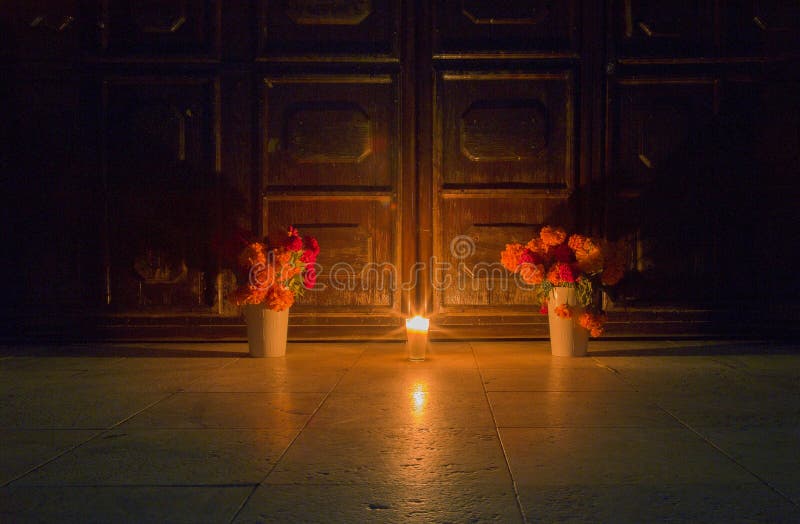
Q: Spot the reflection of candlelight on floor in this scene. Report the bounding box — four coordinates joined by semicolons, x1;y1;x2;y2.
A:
412;382;427;416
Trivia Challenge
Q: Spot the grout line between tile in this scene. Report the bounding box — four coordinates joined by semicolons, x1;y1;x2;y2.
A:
227;345;369;523
657;404;800;509
470;342;528;524
601;357;799;509
1;389;180;489
1;350;237;489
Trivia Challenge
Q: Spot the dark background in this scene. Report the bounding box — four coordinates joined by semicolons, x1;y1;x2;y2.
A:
1;1;798;340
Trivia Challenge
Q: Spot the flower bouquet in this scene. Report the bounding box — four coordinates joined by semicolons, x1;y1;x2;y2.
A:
501;226;626;355
229;226;319;356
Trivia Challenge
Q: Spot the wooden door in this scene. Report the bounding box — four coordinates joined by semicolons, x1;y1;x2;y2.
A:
422;1;596;337
257;2;406;337
257;0;595;338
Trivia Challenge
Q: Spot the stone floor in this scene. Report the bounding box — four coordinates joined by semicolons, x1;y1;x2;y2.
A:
1;339;798;523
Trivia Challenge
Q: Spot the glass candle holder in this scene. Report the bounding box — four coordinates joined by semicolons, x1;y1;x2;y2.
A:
405;316;429;361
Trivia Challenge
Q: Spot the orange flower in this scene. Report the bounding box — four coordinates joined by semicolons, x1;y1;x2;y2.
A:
554;303;572;319
567;234;588;252
238;242;267;268
546;265;561;285
229;284;267;306
251;264;275;289
525;237;549;257
280;264;303;282
501;243;527;272
265;284;295;311
568;234;604;274
578;312;607;338
519;263;545;284
540;226;567;247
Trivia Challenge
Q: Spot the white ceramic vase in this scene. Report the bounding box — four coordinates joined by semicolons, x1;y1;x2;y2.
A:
546;287;589;357
244;305;289;357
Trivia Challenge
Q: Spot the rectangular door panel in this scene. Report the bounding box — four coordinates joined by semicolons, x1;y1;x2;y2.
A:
102;77;219;312
606;77;717;302
432;69;580;318
101;0;219;56
259;0;399;58
437;71;575;189
1;0;79;60
721;0;800;55
262;75;398;190
263;198;397;310
436;196;571;310
614;0;714;57
433;0;577;56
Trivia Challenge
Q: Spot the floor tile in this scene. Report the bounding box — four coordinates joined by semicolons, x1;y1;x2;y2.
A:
700;427;800;505
0;387;167;429
335;364;485;393
489;391;678;428
266;426;510;486
307;391;495;429
121;392;326;430
656;390;800;429
235;481;523;523
0;485;252;524
471;341;601;369
74;357;234;393
0;429;98;485
185;360;345;393
15;429;297;486
481;366;632;392
517;482;799;523
500;427;755;486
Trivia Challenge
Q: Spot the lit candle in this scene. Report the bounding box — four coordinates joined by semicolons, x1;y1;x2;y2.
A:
405;316;429;361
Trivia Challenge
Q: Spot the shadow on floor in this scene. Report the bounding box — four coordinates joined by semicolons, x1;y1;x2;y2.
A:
589;340;798;357
0;344;248;358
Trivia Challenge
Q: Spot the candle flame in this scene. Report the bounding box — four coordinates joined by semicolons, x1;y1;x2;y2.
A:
405;316;430;332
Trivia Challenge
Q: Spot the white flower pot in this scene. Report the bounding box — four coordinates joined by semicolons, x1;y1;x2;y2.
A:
547;287;589;357
245;305;289;357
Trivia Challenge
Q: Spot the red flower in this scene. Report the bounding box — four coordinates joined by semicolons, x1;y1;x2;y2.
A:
303;265;317;289
556;262;576;283
539;301;548;314
549;244;575;263
301;236;320;263
284;235;303;252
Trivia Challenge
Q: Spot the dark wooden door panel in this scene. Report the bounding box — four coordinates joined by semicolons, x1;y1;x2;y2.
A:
259;0;400;58
1;0;79;60
261;75;398;189
433;0;577;56
721;0;800;55
4;72;92;311
432;70;580;317
435;196;570;311
437;71;575;189
264;198;397;310
101;0;219;56
102;77;219;311
609;78;717;192
606;77;718;302
260;73;401;317
614;0;714;57
715;78;800;300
